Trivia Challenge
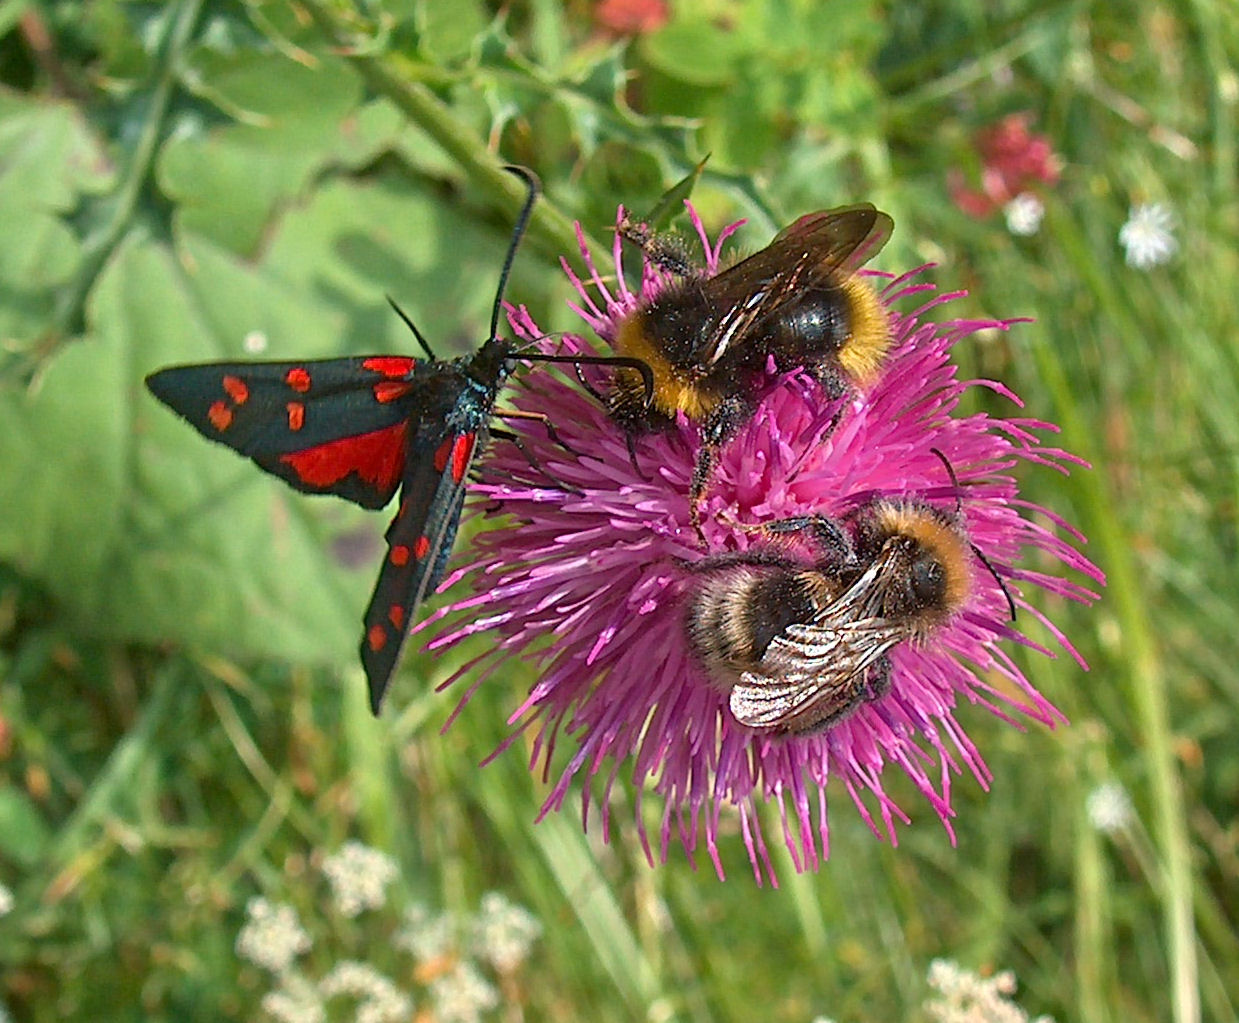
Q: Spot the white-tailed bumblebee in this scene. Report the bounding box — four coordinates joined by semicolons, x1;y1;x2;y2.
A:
686;501;979;735
610;205;894;523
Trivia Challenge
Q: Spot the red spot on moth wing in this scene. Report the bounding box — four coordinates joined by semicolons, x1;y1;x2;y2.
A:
222;375;250;403
373;380;415;404
450;433;476;482
286;402;305;431
367;624;387;652
414;535;431;560
208;401;233;431
362;356;418;378
279;422;407;492
390;545;410;566
284;367;312;392
432;436;453;473
388;605;405;629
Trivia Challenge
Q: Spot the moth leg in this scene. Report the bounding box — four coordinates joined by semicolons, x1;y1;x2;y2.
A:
495;407;578;455
490;427;585;496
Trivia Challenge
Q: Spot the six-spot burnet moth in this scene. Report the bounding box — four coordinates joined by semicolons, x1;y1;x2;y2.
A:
145;166;653;714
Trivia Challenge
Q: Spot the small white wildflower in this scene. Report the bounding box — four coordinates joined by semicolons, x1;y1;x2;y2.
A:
1086;781;1134;834
811;1017;838;1023
320;841;399;918
319;961;413;1023
1119;203;1178;269
1004;193;1045;236
236;897;312;974
262;972;326;1023
395;902;458;963
244;330;269;354
471;892;542;972
430;961;500;1023
0;883;13;916
924;958;1052;1023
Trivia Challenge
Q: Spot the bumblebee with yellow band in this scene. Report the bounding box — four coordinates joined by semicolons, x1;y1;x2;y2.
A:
608;203;895;531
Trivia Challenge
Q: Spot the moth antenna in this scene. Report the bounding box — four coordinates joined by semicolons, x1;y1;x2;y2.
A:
490;165;541;341
386;295;436;360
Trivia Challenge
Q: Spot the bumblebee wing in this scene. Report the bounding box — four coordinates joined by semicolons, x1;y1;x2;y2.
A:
360;426;485;715
729;619;902;733
728;552;905;733
702;204;893;366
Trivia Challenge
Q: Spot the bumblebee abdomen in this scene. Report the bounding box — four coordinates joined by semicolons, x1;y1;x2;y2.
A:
687;567;825;685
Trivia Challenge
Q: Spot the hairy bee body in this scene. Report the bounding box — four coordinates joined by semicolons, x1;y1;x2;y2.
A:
687;501;975;735
610;206;894;482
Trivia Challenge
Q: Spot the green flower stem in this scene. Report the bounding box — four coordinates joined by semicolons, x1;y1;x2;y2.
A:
297;0;611;272
1030;211;1199;1023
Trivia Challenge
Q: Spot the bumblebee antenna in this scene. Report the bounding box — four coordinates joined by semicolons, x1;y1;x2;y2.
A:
930;447;1017;623
491;165;541;342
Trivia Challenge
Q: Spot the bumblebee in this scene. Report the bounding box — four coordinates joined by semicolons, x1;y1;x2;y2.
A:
610;205;894;522
686;501;978;735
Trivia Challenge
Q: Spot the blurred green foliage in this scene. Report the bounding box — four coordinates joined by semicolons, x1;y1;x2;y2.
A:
0;0;1235;1021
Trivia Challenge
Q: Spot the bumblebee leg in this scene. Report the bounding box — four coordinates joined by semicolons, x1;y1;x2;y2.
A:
618;217;700;278
864;657;893;703
759;514;856;566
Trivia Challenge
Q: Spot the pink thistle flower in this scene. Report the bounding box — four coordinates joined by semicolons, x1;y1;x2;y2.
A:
424;205;1102;884
950;112;1063;218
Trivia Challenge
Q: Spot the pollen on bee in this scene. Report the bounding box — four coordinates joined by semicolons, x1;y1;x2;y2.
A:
286;401;305;431
207;401;233;431
222;375;249;404
284;367;312;393
390;545;410;566
367;624;387;652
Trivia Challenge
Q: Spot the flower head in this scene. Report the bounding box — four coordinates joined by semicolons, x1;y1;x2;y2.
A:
1003;193;1045;237
1119;203;1178;269
925;959;1055;1023
1086;781;1134;834
319;962;413;1023
320;841;399;918
471;892;542;972
951;112;1061;219
429;962;500;1023
427;204;1101;882
236;898;313;974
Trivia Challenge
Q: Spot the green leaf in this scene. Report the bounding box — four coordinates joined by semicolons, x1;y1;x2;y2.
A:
0;90;114;345
159;50;367;254
639;18;750;87
0;786;51;867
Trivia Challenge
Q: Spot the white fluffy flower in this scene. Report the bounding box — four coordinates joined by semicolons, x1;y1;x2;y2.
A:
319;961;412;1023
320;842;399;918
236;898;312;974
471;892;542;972
429;962;500;1023
1119;203;1178;269
1086;781;1134;834
1004;193;1045;236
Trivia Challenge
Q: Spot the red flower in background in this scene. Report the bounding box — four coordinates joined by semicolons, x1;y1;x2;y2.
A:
596;0;669;36
950;113;1062;218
